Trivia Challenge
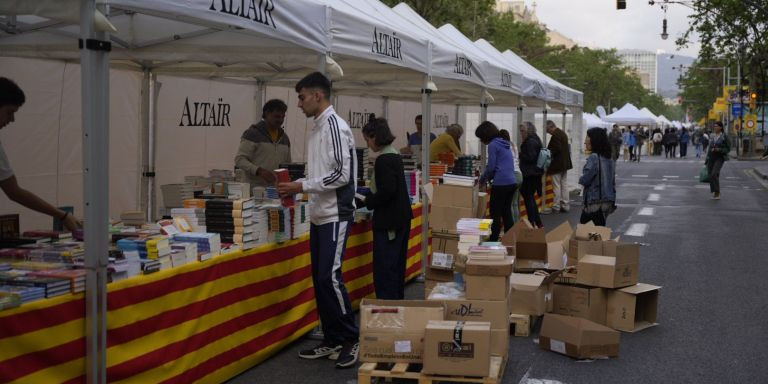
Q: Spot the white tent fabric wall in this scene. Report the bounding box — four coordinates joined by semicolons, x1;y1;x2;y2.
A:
0;57;141;231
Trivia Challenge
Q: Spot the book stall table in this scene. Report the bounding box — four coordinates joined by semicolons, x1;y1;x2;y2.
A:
0;205;427;383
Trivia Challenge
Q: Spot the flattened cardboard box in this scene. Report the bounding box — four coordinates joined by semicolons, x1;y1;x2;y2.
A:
429;291;510;330
508;271;562;316
539;313;620;359
576;243;640;288
464;256;515;276
552;283;608;325
464;274;509;301
423;320;491;377
606;283;661;332
432;184;478;209
359;299;446;363
511;220;571;261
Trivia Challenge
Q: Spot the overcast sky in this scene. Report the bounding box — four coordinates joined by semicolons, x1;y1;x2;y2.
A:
530;0;700;58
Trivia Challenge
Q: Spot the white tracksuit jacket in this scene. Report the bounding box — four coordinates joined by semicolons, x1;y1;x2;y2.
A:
301;106;357;225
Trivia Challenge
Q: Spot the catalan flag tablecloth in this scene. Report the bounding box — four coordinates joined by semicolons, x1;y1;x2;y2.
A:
0;205;427;383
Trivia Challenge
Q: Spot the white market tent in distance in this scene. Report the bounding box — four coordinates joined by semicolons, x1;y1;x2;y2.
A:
604;103;658;125
657;114;674;127
640;107;660;123
584;113;614;129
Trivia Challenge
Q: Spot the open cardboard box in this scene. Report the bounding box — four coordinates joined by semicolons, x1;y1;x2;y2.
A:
539;313;620;359
552;283;608;325
506;220;571;263
576;242;640;288
507;270;563;315
606;283;661;332
359;299;446;363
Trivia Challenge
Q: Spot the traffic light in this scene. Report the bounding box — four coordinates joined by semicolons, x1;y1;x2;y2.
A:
750;92;757;110
617;0;626;9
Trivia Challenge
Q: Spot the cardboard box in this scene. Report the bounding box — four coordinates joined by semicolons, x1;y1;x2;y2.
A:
359;299;446;363
606;283;660;332
475;191;490;218
508;272;560;315
431;252;455;270
539;313;620;359
423;320;491;377
433;230;459;256
432;184;478;209
576;244;640;288
510;314;531;337
430;293;510;330
430;205;475;231
552;284;608;325
464;274;509;301
573;222;612;241
490;328;509;357
465;256;515;276
426;266;455;282
511;220;571;261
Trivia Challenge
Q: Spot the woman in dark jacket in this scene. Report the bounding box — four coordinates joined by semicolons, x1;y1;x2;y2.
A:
706;121;730;200
579;128;616;226
476;121;517;241
361;118;413;299
518;122;544;228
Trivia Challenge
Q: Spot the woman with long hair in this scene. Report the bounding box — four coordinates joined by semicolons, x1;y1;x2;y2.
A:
476;121;517;241
518;122;544;228
578;127;616;226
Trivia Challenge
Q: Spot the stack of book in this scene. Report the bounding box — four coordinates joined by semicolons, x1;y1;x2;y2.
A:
140;259;161;274
249;206;270;247
22;230;72;241
204;198;256;247
0;291;21;310
442;174;475;187
278;162;307;181
208;169;234;180
400;154;416;172
28;269;86;294
0;273;72;298
11;260;67;271
161;183;195;209
170;208;207;232
356;147;370;184
146;236;171;260
404;170;421;203
27;244;83;264
171;242;198;266
274;169;294;207
226;182;251;200
172;233;222;260
429;163;448;178
120;211;146;227
452;155;478;177
456;218;492;255
467;243;507;261
0;248;31;260
0;285;45;303
0;237;51;248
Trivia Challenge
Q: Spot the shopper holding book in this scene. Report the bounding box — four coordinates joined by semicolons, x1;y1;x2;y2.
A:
234;99;291;187
277;72;359;369
0;77;81;232
476;121;517;241
360;118;412;300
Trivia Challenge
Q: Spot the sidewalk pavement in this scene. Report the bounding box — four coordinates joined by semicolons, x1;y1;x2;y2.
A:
754;166;768;180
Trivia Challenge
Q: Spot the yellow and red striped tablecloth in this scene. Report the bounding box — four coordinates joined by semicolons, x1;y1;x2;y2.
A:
0;205;427;383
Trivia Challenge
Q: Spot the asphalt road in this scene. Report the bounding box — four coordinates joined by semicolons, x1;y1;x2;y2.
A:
228;156;768;384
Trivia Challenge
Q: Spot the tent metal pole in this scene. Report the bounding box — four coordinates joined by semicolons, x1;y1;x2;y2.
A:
383;96;389;121
81;0;110;382
479;92;488;175
420;74;432;280
140;69;150;220
516;101;524;146
147;72;158;221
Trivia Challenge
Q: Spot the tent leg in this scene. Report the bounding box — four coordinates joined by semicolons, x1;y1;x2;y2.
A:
479;97;488;175
81;1;110;383
516;104;524;145
420;77;432;281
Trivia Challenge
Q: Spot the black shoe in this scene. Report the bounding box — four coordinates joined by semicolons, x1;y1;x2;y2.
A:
298;341;342;360
334;341;359;369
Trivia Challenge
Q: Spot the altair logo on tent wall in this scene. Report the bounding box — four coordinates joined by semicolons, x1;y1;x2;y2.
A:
208;0;276;29
348;110;375;129
454;55;472;77
179;97;232;127
371;27;403;60
501;71;514;88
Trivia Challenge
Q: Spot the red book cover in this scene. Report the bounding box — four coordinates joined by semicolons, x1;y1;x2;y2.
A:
275;169;294;207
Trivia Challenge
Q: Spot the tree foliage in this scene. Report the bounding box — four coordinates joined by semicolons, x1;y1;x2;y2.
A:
677;59;728;121
485;12;556;60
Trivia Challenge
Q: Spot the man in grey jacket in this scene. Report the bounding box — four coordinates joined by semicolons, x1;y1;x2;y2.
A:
234;99;291;187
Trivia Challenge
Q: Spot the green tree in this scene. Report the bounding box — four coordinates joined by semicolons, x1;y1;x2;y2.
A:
379;0;496;39
677;59;728;121
485;12;558;60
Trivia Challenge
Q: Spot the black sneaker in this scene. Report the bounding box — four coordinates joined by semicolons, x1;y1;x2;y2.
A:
334;341;359;369
298;341;342;359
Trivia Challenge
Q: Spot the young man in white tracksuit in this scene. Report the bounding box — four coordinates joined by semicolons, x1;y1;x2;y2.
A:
278;72;359;369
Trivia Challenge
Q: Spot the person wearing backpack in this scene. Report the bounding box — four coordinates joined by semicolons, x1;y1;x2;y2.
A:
545;120;573;213
518;122;544;228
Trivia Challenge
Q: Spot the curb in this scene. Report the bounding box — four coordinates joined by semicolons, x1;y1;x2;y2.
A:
754;167;768;180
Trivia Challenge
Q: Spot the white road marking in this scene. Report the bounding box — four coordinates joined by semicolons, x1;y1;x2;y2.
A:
663;175;679;178
726;177;739;179
626;223;649;237
695;185;709;189
654;185;666;191
638;207;655;216
632;174;649;178
648;193;660;201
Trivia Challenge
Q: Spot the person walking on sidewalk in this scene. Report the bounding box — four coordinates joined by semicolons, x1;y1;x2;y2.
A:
679;127;690;158
622;128;631;162
360;118;412;300
477;121;518;241
500;129;523;223
518;122;544;228
278;72;359;369
627;127;637;162
706;121;730;200
545;120;573;213
634;127;646;162
608;124;623;161
579;127;616;226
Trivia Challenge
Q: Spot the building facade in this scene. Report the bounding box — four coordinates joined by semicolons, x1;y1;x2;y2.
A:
617;49;658;93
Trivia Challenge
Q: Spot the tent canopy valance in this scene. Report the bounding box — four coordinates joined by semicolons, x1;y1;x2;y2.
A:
603;103;657;125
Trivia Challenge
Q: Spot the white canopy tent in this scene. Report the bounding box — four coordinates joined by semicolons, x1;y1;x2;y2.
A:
604;103;658;125
584;113;614;129
657;114;673;127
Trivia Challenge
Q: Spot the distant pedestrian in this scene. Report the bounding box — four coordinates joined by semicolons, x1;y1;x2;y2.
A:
679;127;690;158
702;130;710;153
693;129;703;158
518;122;544;228
477;122;517;241
608;125;623;161
500;129;523;224
579;127;616;226
670;128;679;158
622;128;631;162
652;128;663;156
634;128;646;162
706;121;730;200
627;127;637;161
545;120;573;213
